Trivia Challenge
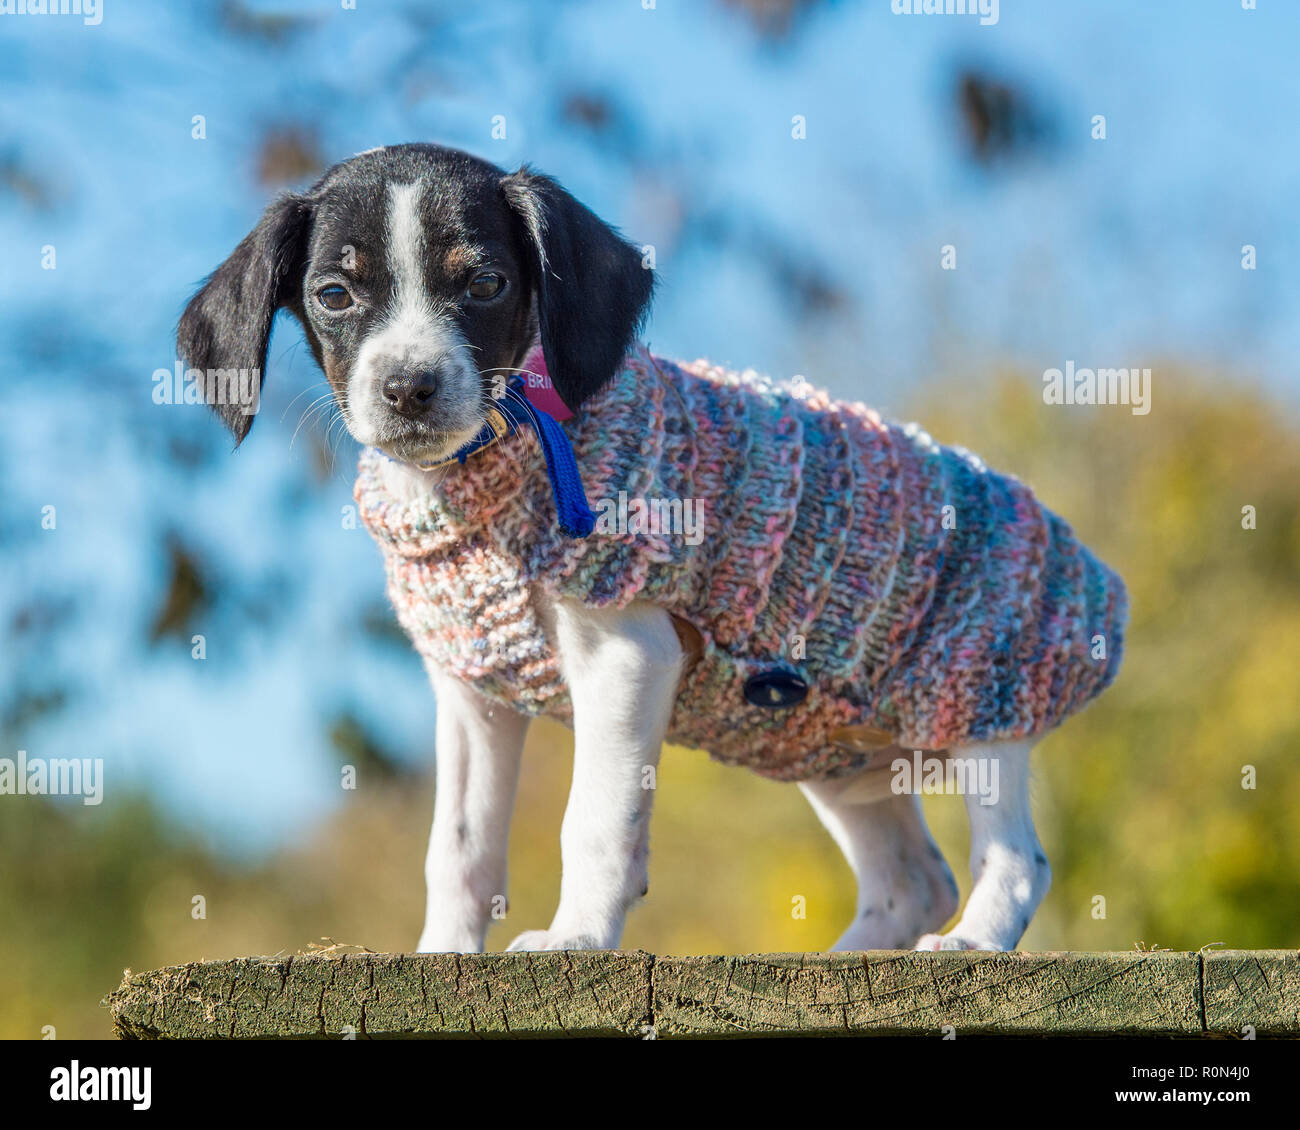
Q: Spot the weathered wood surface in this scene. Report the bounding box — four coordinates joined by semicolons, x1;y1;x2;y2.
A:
653;951;1202;1037
1202;950;1300;1037
105;950;1300;1039
106;952;652;1040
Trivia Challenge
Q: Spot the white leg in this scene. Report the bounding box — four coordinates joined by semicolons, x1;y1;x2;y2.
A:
416;671;529;953
800;780;959;950
507;599;681;951
916;738;1051;951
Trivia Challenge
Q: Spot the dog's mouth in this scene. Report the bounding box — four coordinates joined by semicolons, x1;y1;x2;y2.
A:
371;418;485;469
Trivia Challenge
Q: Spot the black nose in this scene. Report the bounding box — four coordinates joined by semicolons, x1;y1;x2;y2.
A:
381;370;438;417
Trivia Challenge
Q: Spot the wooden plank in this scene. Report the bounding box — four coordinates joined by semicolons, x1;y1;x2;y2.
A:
1202;950;1300;1037
651;951;1202;1037
107;950;1300;1039
106;951;653;1040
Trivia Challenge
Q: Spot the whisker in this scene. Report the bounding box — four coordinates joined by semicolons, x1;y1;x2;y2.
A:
289;405;336;447
326;404;357;474
328;423;347;473
289;392;339;450
491;387;553;480
272;337;307;369
495;384;548;436
280;381;332;423
478;366;544;378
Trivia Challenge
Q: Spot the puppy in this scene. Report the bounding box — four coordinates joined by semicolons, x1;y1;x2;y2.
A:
180;142;1126;954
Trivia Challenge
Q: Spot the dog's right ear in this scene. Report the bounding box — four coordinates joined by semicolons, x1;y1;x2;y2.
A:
177;193;313;444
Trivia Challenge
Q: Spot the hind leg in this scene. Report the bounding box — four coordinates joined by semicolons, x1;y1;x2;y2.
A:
915;738;1051;952
800;780;959;950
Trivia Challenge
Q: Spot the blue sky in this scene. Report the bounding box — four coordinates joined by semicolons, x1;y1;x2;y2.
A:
2;0;1296;853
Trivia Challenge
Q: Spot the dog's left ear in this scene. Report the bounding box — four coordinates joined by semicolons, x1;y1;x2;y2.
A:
502;167;654;411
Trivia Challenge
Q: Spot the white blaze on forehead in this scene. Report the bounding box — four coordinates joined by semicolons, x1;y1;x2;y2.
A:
376;179;463;373
345;178;482;450
387;180;429;318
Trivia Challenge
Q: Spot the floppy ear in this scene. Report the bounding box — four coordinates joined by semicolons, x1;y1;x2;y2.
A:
177;193;313;443
502;168;654;411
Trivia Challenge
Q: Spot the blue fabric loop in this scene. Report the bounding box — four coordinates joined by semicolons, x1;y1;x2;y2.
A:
452;376;596;538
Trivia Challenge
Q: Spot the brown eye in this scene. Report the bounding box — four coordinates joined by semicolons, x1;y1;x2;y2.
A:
467;272;505;300
316;284;353;311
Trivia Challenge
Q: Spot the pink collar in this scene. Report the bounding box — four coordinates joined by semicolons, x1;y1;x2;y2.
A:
517;346;572;422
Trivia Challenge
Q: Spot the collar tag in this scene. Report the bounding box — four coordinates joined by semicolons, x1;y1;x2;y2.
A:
519;347;572;422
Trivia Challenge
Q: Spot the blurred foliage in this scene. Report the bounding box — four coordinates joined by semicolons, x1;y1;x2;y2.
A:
148;536;209;644
2;367;1298;1037
916;368;1300;954
0;152;56;211
956;69;1058;166
219;0;312;45
721;0;826;42
255;127;325;189
327;710;410;785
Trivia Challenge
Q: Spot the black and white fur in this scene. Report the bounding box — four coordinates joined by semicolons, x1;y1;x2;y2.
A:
180;143;1051;953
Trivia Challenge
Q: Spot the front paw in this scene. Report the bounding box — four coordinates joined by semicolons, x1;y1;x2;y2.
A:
416;927;482;953
505;929;605;952
914;932;1005;952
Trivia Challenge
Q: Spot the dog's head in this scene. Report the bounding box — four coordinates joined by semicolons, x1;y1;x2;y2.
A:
179;143;654;465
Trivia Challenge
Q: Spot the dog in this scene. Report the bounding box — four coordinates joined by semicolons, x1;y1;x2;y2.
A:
179;142;1126;954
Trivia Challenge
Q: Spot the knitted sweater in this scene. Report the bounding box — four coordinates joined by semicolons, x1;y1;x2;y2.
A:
355;347;1127;782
